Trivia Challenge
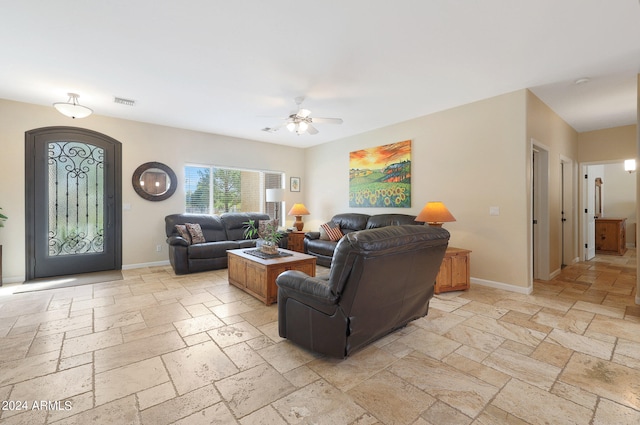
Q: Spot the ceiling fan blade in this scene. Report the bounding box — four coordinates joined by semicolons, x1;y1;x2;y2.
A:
306;123;319;135
298;108;311;118
311;117;343;125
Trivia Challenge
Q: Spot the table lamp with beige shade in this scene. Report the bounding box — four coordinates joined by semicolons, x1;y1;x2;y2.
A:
288;203;310;231
415;201;456;227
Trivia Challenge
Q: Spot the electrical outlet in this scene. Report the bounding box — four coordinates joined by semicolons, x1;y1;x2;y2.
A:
156;245;162;252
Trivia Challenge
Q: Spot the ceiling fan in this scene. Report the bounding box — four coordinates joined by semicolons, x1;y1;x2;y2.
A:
262;97;343;135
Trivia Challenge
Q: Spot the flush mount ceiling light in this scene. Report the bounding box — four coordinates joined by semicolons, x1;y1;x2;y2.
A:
53;93;93;119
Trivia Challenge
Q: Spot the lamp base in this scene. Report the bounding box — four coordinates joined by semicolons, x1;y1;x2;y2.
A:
428;222;444;228
293;216;304;231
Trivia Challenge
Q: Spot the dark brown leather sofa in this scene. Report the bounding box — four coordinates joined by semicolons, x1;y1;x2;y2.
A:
165;212;286;274
304;213;424;267
276;225;449;358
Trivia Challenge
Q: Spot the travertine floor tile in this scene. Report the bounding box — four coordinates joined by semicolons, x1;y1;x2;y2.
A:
140;385;221;425
272;379;366;424
389;351;498;418
216;363;294;418
560;352;640;411
482;347;560;391
162;340;238;395
492;378;593;425
95;357;169;405
347;370;436;425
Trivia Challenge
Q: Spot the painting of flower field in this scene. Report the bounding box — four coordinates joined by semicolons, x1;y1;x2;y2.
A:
349;140;411;208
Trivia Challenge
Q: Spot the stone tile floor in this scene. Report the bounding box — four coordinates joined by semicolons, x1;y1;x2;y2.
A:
0;249;638;424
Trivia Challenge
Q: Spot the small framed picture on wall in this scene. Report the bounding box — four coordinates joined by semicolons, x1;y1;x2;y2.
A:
290;177;300;192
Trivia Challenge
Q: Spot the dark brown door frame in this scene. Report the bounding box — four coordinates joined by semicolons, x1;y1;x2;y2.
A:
25;126;122;281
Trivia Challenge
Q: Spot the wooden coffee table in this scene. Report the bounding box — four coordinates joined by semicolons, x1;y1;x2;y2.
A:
227;248;316;305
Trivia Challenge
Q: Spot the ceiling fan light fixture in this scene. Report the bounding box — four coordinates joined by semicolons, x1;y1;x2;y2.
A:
286;122;296;132
53;93;93;119
297;121;308;133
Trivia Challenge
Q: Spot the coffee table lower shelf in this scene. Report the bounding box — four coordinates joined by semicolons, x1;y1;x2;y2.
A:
227;248;316;305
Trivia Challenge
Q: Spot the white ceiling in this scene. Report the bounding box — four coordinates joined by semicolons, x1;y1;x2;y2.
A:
1;1;639;148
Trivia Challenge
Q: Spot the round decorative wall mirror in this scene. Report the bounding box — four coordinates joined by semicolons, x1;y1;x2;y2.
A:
132;162;177;201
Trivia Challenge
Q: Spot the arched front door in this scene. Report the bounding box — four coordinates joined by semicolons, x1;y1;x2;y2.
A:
25;127;122;280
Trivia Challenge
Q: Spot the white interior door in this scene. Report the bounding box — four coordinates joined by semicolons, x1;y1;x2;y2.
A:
585;168;596;260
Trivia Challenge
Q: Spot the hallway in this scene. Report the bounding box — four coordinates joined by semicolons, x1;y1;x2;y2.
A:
535;248;639;320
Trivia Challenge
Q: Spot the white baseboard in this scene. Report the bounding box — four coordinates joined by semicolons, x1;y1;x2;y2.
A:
122;260;170;270
549;268;561;280
1;275;26;285
471;277;533;295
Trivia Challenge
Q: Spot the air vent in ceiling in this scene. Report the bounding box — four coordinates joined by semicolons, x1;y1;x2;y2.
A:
114;96;136;106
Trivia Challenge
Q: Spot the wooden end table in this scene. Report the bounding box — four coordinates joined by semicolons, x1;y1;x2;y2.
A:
287;231;306;253
227;248;316;305
435;247;471;294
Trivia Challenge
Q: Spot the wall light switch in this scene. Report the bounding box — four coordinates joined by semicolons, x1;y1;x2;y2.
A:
489;206;500;216
123;203;131;210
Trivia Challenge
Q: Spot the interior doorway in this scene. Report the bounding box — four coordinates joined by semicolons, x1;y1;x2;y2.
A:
532;141;550;280
581;161;637;261
560;156;575;268
25;127;122;281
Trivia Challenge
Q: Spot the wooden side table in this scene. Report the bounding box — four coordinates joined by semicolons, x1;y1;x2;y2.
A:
287;231;306;253
435;247;471;294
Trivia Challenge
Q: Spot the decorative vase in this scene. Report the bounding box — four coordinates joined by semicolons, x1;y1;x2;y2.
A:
260;241;279;255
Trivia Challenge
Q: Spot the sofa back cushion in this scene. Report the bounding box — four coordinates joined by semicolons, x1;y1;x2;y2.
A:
331;213;370;234
165;214;227;242
366;213;422;229
221;212;270;241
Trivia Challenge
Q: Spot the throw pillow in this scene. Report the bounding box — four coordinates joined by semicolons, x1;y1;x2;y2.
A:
258;219;278;238
174;224;192;244
320;221;343;242
185;222;206;244
319;225;330;241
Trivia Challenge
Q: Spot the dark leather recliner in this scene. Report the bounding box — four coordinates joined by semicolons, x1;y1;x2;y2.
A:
276;225;449;358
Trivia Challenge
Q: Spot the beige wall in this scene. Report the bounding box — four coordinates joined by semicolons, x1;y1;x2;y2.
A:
526;91;580;275
305;90;535;291
0;99;306;282
578;125;637;163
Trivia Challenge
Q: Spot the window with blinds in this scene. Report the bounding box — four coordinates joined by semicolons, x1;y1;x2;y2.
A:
185;165;284;221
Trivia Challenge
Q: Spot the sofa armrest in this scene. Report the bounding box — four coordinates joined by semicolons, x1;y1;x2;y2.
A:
305;232;320;240
276;271;338;306
277;231;289;249
167;235;189;247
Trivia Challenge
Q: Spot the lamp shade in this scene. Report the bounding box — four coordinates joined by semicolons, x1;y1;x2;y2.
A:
416;201;456;227
266;188;284;202
287;203;310;216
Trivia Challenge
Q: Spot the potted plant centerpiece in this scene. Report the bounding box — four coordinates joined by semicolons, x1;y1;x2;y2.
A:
244;219;282;255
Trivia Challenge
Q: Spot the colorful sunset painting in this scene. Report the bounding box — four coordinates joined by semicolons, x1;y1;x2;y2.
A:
349;140;411;208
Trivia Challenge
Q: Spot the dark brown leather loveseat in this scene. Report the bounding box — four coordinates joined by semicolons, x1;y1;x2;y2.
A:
276;225;449;358
304;213;424;266
165;212;286;274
